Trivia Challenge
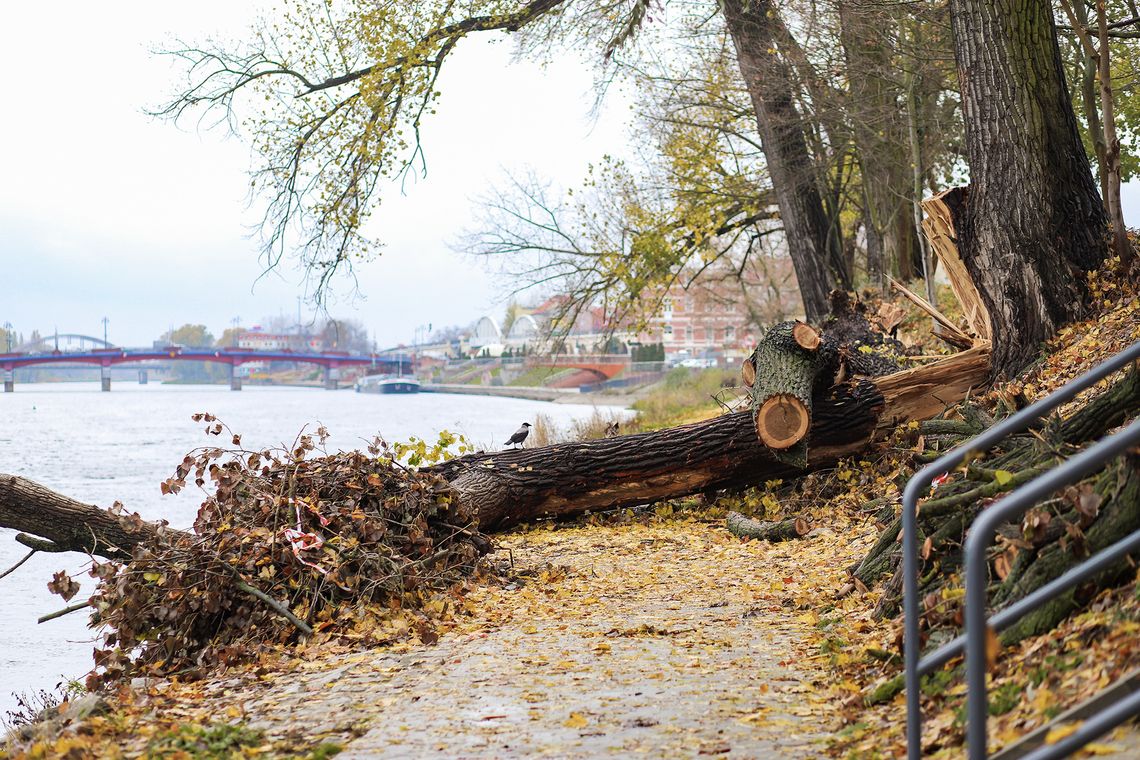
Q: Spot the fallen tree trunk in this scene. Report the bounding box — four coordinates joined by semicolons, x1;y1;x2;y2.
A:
0;475;155;559
1;345;992;553
433;378;885;531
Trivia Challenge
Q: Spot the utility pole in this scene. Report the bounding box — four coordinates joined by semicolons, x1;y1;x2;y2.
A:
231;316;241;347
2;321;12;353
101;316;110;346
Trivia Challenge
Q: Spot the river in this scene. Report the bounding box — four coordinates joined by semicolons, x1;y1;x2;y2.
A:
0;382;630;717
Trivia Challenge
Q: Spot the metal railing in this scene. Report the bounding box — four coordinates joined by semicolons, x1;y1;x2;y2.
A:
903;340;1140;759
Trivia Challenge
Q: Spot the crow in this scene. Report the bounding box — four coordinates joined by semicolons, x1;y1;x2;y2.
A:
504;422;532;448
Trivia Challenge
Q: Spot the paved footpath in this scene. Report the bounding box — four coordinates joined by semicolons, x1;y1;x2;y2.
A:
179;521;838;758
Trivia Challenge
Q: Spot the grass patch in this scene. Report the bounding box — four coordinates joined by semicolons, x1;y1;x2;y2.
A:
629;367;740;431
145;722;265;758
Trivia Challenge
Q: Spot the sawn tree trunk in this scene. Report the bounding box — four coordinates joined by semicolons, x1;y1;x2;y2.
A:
1;347;992;554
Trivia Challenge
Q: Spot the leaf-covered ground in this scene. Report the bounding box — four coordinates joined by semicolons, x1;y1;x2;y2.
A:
9;515;873;757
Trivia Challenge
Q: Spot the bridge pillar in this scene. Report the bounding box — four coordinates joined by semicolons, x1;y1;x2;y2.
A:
229;364;242;391
324;365;340;390
100;364;111;392
3;369;13;393
138;369;148;385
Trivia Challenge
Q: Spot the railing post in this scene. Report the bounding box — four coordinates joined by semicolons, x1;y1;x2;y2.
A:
3;367;12;393
965;516;993;759
903;476;925;759
961;419;1140;759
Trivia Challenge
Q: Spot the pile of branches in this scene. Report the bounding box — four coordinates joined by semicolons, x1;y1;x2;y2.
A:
76;417;491;686
853;366;1140;665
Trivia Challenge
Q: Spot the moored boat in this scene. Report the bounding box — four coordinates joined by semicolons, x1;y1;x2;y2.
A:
355;374;421;394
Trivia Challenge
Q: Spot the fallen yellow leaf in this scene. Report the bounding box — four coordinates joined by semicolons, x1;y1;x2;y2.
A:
1044;722;1081;744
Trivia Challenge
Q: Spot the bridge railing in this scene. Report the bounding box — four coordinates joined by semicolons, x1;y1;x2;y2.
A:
901;340;1140;759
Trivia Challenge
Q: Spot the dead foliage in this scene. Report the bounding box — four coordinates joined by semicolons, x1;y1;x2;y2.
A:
72;416;491;688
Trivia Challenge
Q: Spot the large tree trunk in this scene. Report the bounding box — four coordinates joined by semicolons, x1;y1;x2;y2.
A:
949;0;1107;378
838;1;922;287
721;0;843;322
1;347;992;551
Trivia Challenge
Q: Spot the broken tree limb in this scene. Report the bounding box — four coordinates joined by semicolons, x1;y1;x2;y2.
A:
38;601;92;624
920;187;993;342
887;276;974;349
235;580;314;637
0;548;36;580
0;474;156;559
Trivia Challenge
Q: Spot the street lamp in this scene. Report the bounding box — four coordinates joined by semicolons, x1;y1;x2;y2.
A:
101;316;110;346
2;321;12;353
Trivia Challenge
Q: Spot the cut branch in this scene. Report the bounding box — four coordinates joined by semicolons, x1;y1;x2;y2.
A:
725;511;810;541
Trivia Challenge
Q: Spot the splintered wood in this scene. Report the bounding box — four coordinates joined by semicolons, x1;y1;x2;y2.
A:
920;187;993;342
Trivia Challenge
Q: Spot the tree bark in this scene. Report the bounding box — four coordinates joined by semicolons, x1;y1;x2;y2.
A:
839;1;922;287
0;475;155;559
949;0;1108;378
721;0;843;322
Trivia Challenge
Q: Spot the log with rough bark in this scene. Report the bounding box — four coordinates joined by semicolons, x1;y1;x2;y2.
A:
0;345;993;552
747;321;835;467
0;475;156;559
725;511;811;542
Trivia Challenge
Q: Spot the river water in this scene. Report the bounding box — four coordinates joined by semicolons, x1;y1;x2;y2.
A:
0;382;627;716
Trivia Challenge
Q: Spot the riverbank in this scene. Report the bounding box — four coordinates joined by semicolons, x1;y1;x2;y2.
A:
420;382;649;407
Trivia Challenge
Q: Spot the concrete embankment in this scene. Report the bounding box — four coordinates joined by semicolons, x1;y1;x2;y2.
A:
420;383;583;402
420;383;645;407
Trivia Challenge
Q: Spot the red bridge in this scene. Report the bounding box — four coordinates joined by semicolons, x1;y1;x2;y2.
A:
0;347;412;392
523;354;629;383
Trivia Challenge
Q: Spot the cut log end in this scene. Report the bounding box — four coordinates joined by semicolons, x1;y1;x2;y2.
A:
756;394;811;450
792;321;821;351
741;356;757;388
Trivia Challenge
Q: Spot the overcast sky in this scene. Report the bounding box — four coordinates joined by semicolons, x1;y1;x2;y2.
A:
3;4;1138;350
0;2;631;349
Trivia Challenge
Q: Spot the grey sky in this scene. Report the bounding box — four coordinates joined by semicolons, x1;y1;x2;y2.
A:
3;3;1138;350
0;2;630;349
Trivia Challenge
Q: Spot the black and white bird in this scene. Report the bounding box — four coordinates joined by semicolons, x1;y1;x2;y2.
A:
504;422;531;448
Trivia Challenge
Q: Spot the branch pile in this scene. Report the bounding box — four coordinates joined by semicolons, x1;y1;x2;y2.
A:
79;419;491;687
847;363;1140;714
